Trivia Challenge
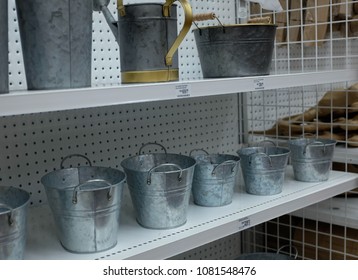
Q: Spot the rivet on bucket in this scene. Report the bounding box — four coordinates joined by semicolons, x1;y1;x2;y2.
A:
0;186;30;260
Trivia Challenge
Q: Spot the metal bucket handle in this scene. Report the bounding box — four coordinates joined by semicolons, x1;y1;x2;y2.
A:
303;140;326;155
258;140;277;147
189;148;209;157
212;160;238;176
60;154;92;169
147;163;183;185
139;142;167;155
248;152;273;167
117;0;193;66
72;179;113;204
193;12;225;35
0;203;14;226
277;245;299;259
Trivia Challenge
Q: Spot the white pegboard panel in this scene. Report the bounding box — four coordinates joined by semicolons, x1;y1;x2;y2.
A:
0;94;239;206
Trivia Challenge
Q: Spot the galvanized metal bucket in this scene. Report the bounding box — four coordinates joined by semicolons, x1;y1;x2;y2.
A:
94;0;193;83
238;145;290;195
41;154;126;253
190;149;240;207
236;245;298;260
121;143;196;229
193;20;277;78
0;0;8;94
15;0;92;90
0;186;30;260
289;138;337;182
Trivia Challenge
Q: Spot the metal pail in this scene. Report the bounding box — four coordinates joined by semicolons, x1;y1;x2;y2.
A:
15;0;92;90
0;0;8;94
238;146;290;195
94;0;193;83
190;149;240;207
193;23;277;78
121;143;196;229
289;138;337;182
236;245;298;260
0;186;30;260
41;155;126;253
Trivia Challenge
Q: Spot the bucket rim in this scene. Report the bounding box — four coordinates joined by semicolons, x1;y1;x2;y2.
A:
0;186;31;213
193;23;277;32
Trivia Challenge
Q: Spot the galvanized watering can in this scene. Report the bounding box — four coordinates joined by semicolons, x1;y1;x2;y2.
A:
0;0;8;94
41;154;126;253
190;149;240;207
0;186;30;260
15;0;93;90
288;138;337;182
94;0;193;83
121;143;196;229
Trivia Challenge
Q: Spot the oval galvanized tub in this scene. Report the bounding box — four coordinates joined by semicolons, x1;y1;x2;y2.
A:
289;138;337;182
238;146;290;195
0;186;30;260
190;149;240;207
193;24;277;78
41;155;126;253
121;147;196;229
0;0;8;94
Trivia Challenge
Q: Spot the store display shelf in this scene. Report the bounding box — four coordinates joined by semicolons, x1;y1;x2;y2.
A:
333;146;358;164
1;69;357;117
291;197;358;229
24;167;358;260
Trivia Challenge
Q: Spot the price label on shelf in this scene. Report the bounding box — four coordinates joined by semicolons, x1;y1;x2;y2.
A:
253;78;265;90
238;217;251;231
175;83;191;98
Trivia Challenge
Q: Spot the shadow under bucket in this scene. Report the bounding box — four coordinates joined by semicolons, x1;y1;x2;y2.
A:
190;149;240;207
0;186;30;260
238;146;290;195
121;144;196;229
0;0;8;94
15;0;92;90
289;138;337;182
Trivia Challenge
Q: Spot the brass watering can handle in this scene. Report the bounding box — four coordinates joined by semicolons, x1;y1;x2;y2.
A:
163;0;193;66
0;203;14;226
117;0;126;17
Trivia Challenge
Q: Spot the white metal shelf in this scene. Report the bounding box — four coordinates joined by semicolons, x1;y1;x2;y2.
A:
1;69;357;117
24;167;358;260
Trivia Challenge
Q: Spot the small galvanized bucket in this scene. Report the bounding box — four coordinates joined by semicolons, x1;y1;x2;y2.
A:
236;245;298;260
121;143;196;229
41;154;126;253
0;0;8;94
190;149;240;207
238;144;290;195
0;186;30;260
289;138;337;182
193;14;277;78
15;0;92;90
95;0;193;83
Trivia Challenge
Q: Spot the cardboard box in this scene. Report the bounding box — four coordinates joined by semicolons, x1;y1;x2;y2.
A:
337;0;354;19
288;0;306;42
303;0;330;46
275;0;289;43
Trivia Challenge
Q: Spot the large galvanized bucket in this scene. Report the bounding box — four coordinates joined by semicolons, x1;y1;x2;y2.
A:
95;0;193;83
238;145;290;195
289;138;337;182
190;149;240;207
121;143;196;229
193;17;277;78
0;0;8;94
15;0;92;90
41;155;126;253
0;186;30;260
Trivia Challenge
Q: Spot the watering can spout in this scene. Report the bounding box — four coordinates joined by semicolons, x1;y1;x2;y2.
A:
93;0;119;40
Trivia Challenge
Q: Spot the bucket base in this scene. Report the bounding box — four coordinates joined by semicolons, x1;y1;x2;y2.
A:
122;69;179;83
136;218;187;230
60;241;118;254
